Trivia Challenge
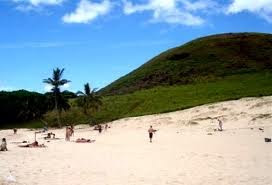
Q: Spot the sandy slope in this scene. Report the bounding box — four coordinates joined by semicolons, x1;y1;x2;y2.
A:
0;96;272;185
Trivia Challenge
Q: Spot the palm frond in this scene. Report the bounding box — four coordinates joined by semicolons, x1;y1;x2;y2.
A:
59;79;71;85
43;78;54;84
76;91;85;96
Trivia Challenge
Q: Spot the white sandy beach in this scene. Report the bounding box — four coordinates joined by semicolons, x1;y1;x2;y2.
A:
0;96;272;185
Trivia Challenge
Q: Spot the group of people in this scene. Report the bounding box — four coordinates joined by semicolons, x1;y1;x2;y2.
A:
94;124;109;133
65;125;74;141
44;132;56;139
147;118;223;143
0;119;223;151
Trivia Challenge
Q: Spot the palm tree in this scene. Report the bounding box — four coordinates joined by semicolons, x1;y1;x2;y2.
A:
43;68;70;127
77;83;102;115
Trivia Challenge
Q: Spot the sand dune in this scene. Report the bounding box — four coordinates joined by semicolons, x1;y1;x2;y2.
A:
0;96;272;185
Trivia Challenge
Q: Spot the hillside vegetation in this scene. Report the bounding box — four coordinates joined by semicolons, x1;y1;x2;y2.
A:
44;72;272;126
0;90;49;128
0;90;76;129
100;33;272;95
3;32;272;128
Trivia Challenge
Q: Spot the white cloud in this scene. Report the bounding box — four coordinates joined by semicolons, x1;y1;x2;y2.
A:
182;0;217;12
62;83;70;90
12;0;65;13
13;0;65;6
62;0;112;24
0;86;14;91
227;0;272;22
44;84;53;92
123;0;216;26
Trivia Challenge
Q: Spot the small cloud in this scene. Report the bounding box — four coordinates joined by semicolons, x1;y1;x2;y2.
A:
12;0;65;6
44;83;71;92
122;0;218;26
44;84;53;92
0;86;15;92
227;0;272;22
12;0;65;13
182;0;219;12
61;83;70;90
62;0;112;24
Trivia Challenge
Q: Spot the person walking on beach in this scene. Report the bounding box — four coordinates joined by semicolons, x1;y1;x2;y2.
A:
217;118;223;131
148;126;157;143
65;126;71;141
105;124;108;131
1;138;8;151
98;124;102;133
70;124;74;136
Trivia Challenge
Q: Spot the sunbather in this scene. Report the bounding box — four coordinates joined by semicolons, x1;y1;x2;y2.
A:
75;138;95;143
19;141;46;148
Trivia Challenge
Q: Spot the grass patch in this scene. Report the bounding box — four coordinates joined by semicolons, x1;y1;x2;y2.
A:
100;33;272;95
42;72;272;125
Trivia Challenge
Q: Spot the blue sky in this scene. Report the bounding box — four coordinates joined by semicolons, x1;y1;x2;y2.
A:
1;0;272;93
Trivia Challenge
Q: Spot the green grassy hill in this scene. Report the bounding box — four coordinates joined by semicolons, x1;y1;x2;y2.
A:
41;32;272;126
100;33;272;95
4;32;272;128
44;72;272;126
93;72;272;123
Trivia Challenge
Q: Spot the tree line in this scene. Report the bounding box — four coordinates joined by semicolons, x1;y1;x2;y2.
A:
0;68;102;128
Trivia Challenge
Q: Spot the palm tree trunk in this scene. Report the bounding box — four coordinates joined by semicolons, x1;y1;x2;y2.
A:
55;92;61;128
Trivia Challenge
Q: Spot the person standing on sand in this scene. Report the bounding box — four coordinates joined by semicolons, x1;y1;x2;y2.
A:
1;138;8;151
148;126;157;143
105;124;108;131
70;124;74;136
217;118;223;131
98;124;102;133
65;126;71;141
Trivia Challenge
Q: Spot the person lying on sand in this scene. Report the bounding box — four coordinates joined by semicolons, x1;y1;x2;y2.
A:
1;138;8;151
148;126;157;143
75;138;95;143
19;141;46;148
